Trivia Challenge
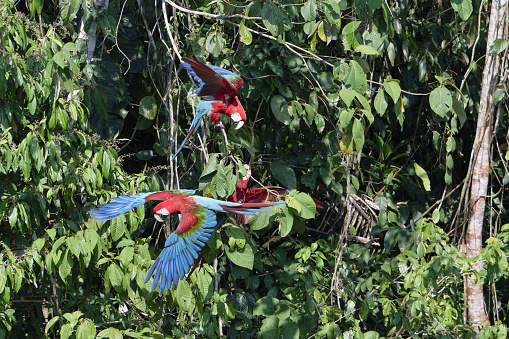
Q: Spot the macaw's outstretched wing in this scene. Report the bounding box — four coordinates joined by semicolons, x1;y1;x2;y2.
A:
88;192;157;220
144;207;218;292
180;57;243;100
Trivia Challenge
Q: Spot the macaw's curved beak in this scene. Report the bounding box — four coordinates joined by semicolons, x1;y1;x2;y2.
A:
235;120;244;130
230;112;245;129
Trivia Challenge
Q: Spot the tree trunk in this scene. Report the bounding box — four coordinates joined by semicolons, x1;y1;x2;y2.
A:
466;0;507;331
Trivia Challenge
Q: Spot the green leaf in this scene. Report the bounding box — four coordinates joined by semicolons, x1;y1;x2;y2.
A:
97;328;123;339
301;104;314;127
106;263;123;292
250;211;270;231
271;159;296;189
76;319;96;339
339;108;354;129
346;60;367;93
239;24;253;45
253;296;279;316
490;39;508;54
45;316;60;335
278;204;294;237
271;96;291;125
205;31;224;57
493;88;506;105
196;269;213;302
383;80;401;103
384;227;399;250
261;0;287;36
109;216;127;242
225;235;255;269
452;96;467;126
201;153;219;177
352;118;365;152
60;323;72;339
301;0;317;21
451;0;473;21
177;280;195;312
136;150;154;161
374;90;388;116
414;162;431;191
58;249;73;282
429;87;452;118
139;96;157;120
340;89;356;107
342;21;361;50
293;192;316;219
314;112;325;132
94;87;108;120
418;55;427;82
321;0;341;24
354;45;380;55
317;71;334;91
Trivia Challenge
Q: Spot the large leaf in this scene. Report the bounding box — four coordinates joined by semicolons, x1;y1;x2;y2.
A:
352;118;365;152
271;95;291;125
239;23;252;45
346;60;367;93
224;237;255;269
383;80;401;103
429;87;452;118
278;204;294;237
374;89;388;116
413;162;431;191
301;0;317;21
176;280;195;313
261;0;287;36
139;96;157;120
271;159;296;189
76;319;96;339
253;296;279;316
451;0;473;21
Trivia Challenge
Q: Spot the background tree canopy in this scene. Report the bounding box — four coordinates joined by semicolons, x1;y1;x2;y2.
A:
1;0;509;337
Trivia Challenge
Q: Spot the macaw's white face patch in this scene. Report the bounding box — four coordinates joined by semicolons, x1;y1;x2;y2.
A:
231;113;244;129
155;208;170;222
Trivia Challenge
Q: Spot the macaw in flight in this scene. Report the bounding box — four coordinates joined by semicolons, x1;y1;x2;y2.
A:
173;57;246;159
229;165;324;225
89;190;283;292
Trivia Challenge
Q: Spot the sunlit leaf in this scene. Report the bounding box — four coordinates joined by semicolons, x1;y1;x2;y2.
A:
139;96;157;120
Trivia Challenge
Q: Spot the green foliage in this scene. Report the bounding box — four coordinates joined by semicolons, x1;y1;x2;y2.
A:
2;0;509;337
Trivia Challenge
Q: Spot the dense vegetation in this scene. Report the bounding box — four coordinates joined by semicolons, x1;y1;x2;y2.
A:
1;0;509;337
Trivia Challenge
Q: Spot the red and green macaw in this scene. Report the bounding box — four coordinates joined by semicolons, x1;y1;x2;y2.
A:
229;165;324;225
174;58;246;159
89;190;283;292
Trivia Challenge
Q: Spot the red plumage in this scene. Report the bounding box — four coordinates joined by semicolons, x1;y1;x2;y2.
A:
229;165;324;225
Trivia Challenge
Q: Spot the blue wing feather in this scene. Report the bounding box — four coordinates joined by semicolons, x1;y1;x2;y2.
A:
145;208;219;292
89;192;156;220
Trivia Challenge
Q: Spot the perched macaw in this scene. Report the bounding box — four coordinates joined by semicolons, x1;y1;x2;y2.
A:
89;190;283;292
229;165;324;225
174;58;246;159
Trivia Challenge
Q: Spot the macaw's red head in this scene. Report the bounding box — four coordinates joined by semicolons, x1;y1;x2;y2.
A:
225;96;246;130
